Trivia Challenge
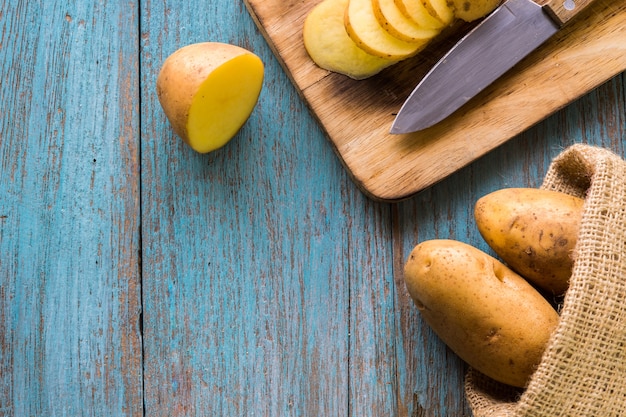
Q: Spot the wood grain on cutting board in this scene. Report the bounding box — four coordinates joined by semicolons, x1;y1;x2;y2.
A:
244;0;626;201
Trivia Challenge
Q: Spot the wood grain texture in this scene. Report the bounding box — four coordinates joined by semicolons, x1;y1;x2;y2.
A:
140;1;348;415
2;0;624;416
0;0;142;415
244;0;626;201
544;0;596;25
140;0;623;414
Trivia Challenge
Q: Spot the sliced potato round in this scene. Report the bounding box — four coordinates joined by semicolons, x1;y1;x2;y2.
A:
373;0;441;43
451;0;502;21
394;0;446;29
303;0;397;80
422;0;456;26
345;0;426;59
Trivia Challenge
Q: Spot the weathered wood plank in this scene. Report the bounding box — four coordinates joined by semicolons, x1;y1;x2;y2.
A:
346;195;398;416
2;0;622;416
140;0;624;415
139;0;352;414
0;1;142;415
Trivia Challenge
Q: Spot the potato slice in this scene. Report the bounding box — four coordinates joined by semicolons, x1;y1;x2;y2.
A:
422;0;456;25
373;0;441;43
451;0;502;21
344;0;425;59
303;0;398;79
394;0;446;29
156;42;264;153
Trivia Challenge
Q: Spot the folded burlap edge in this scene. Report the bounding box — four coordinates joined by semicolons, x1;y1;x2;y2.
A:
465;144;626;417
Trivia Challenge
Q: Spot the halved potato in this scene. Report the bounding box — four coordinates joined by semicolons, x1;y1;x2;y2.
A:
303;0;398;79
156;42;264;153
451;0;502;21
373;0;441;43
394;0;446;29
422;0;456;25
345;0;426;59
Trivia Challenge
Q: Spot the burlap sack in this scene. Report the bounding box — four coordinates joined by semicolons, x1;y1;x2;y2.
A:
465;144;626;417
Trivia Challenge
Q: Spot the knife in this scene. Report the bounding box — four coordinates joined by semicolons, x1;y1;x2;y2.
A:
390;0;595;134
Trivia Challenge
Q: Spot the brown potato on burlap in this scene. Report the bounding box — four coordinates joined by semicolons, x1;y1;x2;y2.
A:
404;239;559;388
474;188;584;296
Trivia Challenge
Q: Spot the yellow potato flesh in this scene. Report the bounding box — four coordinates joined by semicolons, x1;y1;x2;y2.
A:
187;55;264;153
303;0;397;80
302;0;502;79
373;0;441;42
404;239;559;388
345;0;425;59
394;0;446;29
422;0;455;25
156;42;264;154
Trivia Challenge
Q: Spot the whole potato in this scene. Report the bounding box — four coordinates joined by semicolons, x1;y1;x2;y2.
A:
404;239;559;388
475;188;584;295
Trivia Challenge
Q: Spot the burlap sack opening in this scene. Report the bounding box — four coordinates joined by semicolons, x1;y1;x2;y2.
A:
465;144;626;417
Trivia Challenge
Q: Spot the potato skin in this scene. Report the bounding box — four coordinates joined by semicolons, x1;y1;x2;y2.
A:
451;0;502;22
404;239;559;388
156;42;258;145
475;188;584;295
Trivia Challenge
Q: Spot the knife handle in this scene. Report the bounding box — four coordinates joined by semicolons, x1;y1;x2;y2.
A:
542;0;595;26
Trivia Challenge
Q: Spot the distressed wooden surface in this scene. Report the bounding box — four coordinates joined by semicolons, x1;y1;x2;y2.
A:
243;0;626;201
1;1;624;417
0;0;143;415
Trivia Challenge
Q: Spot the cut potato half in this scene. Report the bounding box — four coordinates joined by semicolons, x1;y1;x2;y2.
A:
452;0;502;21
303;0;397;79
345;0;425;59
373;0;441;43
423;0;455;25
156;42;264;153
394;0;446;29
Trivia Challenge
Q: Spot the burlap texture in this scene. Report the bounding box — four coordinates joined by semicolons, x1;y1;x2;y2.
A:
465;144;626;417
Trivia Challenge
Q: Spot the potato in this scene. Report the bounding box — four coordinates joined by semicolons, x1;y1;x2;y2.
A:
303;0;502;79
303;0;398;80
422;0;455;26
394;0;447;29
344;0;425;59
404;239;559;388
373;0;441;43
452;0;502;22
475;188;584;295
156;42;264;153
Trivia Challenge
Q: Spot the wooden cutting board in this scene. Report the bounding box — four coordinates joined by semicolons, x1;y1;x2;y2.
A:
243;0;626;202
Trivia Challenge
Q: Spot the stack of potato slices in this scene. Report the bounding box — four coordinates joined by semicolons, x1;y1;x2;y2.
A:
303;0;501;79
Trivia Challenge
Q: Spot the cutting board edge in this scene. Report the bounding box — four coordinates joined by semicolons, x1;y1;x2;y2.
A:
244;0;626;202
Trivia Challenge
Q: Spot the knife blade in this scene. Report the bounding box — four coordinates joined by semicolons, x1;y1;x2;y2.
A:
390;0;595;134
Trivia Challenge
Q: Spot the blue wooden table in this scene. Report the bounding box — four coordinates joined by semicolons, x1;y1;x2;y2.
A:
1;1;624;416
